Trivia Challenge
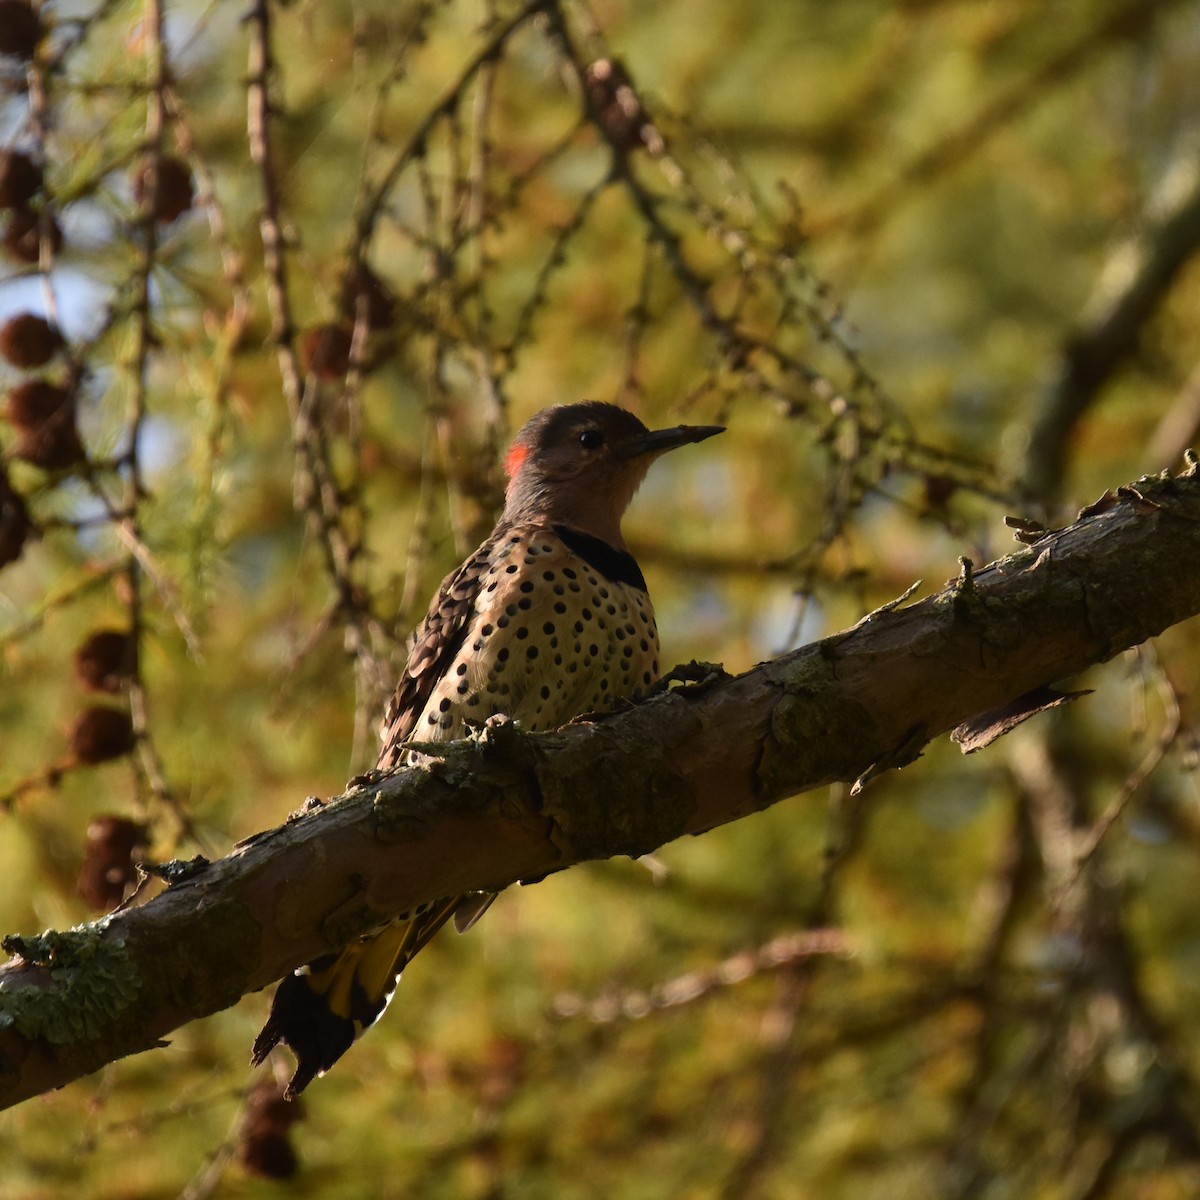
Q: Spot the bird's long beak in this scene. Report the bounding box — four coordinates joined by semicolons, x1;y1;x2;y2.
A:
622;423;725;459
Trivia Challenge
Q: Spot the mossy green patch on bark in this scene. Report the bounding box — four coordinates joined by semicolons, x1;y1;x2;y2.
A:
0;922;139;1045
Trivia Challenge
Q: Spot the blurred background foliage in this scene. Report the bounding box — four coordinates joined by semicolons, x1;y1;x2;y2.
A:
2;0;1200;1195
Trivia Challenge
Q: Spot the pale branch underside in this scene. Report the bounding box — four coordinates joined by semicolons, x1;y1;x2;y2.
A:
1;466;1199;1110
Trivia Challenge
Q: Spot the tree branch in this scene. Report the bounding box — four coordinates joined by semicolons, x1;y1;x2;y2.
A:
1024;157;1200;504
3;464;1200;1110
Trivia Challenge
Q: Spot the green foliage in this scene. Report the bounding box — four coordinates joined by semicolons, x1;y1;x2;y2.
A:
2;0;1200;1194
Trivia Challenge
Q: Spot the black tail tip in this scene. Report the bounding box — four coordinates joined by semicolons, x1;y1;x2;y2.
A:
252;973;357;1097
251;1027;326;1098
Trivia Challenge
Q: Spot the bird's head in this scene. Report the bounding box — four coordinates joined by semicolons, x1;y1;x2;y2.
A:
503;402;724;546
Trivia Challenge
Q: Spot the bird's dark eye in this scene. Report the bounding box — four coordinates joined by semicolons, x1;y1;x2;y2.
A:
578;429;604;450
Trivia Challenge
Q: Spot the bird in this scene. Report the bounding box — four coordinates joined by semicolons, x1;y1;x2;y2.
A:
252;401;724;1096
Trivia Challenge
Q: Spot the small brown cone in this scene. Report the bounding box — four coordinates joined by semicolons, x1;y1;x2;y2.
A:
13;408;85;470
133;155;195;223
77;815;147;910
4;380;85;470
74;630;134;693
299;323;353;379
0;150;42;209
69;706;136;765
4;379;70;430
3;206;62;264
583;58;663;154
0;313;63;368
0;1;43;59
239;1078;304;1179
340;264;396;332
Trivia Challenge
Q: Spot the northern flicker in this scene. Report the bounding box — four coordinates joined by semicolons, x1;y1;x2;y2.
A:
252;401;723;1095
